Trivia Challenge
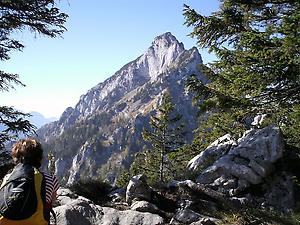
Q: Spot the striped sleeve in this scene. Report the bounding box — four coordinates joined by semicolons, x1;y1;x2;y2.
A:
42;172;60;203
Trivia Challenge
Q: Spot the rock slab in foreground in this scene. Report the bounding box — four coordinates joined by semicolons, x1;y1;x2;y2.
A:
54;198;164;225
188;125;284;195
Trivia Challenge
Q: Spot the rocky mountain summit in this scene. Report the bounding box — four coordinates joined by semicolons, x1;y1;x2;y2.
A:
37;32;206;185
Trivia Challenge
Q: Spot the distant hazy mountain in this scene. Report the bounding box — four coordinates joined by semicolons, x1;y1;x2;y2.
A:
27;111;57;128
37;32;207;185
0;111;56;132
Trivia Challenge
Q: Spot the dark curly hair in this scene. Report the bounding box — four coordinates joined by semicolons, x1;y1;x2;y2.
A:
11;138;43;168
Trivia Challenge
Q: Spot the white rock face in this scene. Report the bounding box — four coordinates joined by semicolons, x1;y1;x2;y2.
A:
189;125;284;195
188;134;235;171
67;142;94;185
141;32;185;81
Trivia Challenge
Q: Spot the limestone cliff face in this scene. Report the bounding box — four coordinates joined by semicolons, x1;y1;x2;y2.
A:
37;32;206;185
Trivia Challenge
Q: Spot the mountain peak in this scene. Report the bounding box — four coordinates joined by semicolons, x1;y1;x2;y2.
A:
37;32;205;185
141;32;186;80
150;32;184;53
151;32;183;48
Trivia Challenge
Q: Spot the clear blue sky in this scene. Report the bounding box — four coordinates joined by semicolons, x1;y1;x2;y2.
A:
1;0;220;118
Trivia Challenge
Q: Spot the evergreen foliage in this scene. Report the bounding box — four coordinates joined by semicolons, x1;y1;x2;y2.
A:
0;0;68;148
115;168;131;188
42;112;112;157
0;105;35;149
183;0;300;151
0;0;68;61
130;92;186;185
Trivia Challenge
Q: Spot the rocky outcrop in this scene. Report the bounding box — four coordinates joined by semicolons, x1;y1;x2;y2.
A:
126;174;152;204
54;197;164;225
188;134;235;172
186;125;295;212
54;182;220;225
188;125;284;196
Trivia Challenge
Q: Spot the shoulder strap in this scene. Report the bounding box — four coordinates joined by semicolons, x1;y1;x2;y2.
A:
40;171;57;225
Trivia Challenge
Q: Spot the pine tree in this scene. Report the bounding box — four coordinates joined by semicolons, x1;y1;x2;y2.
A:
136;92;186;184
0;0;68;149
0;0;68;61
184;0;300;149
